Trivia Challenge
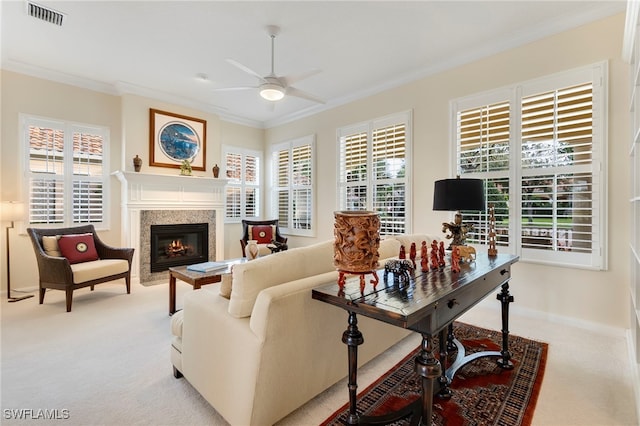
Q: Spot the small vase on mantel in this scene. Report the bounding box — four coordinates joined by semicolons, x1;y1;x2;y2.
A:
212;164;220;178
133;155;142;172
246;240;259;260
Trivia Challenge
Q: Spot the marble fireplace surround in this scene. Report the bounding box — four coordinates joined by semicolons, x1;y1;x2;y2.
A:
113;171;226;284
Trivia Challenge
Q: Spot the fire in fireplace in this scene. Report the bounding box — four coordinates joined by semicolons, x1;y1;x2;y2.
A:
150;223;209;272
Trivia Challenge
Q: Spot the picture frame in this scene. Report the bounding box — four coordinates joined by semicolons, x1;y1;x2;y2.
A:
149;108;207;171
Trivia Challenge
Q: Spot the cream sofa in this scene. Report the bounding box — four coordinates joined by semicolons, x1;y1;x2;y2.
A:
170;234;439;425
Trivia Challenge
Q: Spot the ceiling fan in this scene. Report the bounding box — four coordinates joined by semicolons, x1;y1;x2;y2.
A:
215;25;324;104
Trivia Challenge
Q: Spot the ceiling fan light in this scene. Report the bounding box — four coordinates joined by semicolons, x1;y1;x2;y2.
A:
260;84;285;101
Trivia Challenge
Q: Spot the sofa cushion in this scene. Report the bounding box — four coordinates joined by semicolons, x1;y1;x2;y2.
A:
42;235;62;257
70;259;129;284
58;233;99;264
228;238;402;319
219;274;233;299
248;225;276;244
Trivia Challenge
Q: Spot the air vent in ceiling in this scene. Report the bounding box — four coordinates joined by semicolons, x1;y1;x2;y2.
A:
26;1;65;26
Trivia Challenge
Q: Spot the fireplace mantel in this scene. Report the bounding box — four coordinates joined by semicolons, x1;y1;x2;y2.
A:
112;170;227;283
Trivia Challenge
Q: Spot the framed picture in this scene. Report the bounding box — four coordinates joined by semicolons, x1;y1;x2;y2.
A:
149;109;207;171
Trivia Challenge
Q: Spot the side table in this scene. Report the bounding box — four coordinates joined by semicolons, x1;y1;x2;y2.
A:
168;258;246;315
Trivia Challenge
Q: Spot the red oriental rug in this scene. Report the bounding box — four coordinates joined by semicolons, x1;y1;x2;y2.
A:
321;322;547;426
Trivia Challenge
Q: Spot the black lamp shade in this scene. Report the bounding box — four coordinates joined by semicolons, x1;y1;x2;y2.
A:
433;178;485;211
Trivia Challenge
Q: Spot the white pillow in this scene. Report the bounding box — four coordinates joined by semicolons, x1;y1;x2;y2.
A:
42;235;62;257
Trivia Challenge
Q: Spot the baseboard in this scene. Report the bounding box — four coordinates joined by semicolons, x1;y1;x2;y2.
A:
626;329;640;424
473;297;627;339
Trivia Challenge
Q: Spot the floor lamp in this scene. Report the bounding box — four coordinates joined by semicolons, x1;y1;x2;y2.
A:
2;201;34;302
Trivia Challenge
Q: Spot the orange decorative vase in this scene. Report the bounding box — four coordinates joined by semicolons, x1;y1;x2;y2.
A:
333;211;381;273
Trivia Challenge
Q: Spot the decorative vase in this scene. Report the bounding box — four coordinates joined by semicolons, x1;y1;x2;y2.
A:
246;240;259;260
333;211;381;273
133;155;142;172
212;164;220;178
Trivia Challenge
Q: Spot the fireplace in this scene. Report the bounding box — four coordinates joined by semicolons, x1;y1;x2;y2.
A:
150;223;208;272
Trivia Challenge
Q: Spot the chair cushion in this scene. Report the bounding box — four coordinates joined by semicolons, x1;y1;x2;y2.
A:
58;233;99;264
42;235;62;257
70;259;129;284
248;225;276;244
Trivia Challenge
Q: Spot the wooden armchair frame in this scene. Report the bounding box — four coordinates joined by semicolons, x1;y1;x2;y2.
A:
239;219;288;257
27;224;134;312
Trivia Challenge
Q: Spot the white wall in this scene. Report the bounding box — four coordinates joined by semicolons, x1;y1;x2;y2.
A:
265;13;630;330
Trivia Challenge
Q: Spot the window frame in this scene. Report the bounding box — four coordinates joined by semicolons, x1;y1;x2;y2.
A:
21;114;110;230
222;145;262;223
450;62;607;270
336;110;413;236
270;134;315;237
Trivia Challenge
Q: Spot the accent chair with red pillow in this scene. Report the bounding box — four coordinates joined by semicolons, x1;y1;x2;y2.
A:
27;225;134;312
240;219;287;258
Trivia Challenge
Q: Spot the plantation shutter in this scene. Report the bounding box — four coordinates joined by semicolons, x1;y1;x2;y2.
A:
26;118;107;226
520;82;594;254
372;123;406;234
272;136;314;235
337;111;411;235
224;148;261;221
452;62;605;269
456;101;511;247
338;129;368;210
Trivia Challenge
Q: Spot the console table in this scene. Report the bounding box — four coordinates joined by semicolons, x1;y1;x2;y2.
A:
312;253;519;425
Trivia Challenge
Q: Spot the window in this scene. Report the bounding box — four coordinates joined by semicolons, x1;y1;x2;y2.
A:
451;63;606;269
22;115;109;228
271;135;314;236
223;146;261;222
337;111;412;235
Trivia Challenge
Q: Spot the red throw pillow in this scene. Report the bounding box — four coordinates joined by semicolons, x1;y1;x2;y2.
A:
58;233;99;264
250;225;274;244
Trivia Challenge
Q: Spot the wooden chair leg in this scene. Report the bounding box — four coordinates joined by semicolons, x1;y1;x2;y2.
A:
39;287;45;304
65;288;73;312
90;285;95;291
125;276;131;294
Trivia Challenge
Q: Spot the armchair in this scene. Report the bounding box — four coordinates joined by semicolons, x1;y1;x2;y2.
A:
239;219;288;257
27;224;134;312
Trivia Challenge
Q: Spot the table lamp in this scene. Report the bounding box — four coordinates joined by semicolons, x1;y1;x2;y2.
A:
433;177;485;249
1;201;33;302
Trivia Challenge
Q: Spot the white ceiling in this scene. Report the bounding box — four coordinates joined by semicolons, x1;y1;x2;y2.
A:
1;0;626;128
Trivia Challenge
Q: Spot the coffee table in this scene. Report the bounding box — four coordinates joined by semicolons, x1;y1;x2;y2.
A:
168;258;246;315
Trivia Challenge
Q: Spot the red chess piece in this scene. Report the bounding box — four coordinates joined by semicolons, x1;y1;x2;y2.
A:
451;247;461;273
399;245;406;259
409;243;417;268
420;241;429;272
438;241;446;267
430;240;439;270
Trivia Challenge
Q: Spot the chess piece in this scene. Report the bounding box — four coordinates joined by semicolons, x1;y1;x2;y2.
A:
421;241;429;272
439;241;446;267
399;245;406;259
488;203;498;256
430;240;439;270
409;243;417;268
451;247;461;273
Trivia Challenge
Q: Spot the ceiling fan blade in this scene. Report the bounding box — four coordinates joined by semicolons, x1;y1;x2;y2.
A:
281;68;322;86
211;86;257;92
286;86;325;104
226;59;266;82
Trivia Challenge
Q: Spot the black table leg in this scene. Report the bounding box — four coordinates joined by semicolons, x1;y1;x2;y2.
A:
496;281;514;370
343;311;364;425
436;328;452;399
415;333;441;426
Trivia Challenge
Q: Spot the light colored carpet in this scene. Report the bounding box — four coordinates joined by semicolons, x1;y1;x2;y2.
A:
1;281;637;425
